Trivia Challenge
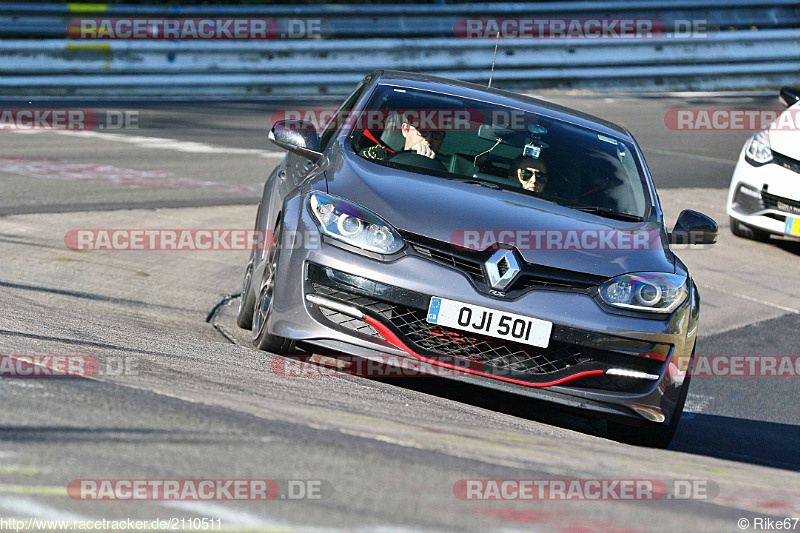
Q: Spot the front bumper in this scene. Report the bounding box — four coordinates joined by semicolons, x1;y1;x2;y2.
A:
263;195;696;424
727;145;800;238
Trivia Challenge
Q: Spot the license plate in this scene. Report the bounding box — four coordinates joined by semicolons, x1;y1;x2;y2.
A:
426;297;552;348
785;217;800;236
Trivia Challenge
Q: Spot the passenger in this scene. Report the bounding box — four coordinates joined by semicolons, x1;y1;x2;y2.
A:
508;156;548;193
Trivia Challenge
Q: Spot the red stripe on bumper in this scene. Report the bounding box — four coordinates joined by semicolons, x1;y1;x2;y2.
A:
363;315;604;388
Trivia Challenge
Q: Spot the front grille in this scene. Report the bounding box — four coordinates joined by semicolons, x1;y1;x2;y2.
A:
514;272;597;291
308;271;665;392
762;191;800;216
774;152;800;175
385;305;583;374
733;185;764;214
406;233;605;295
412;245;486;284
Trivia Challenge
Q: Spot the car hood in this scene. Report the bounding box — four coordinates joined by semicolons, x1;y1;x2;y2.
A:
769;108;800;159
322;150;674;278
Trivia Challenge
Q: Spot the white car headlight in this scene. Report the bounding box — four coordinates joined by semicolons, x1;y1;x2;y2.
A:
308;193;404;255
599;272;688;313
745;129;773;164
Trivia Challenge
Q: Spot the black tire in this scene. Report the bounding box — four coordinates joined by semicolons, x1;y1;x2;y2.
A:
730;216;770;242
607;355;693;449
251;221;295;354
236;259;256;329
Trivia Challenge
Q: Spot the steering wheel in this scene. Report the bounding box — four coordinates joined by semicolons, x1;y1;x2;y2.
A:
388;151;447;172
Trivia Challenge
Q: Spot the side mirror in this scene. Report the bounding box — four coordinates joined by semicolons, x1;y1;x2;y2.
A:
779;87;800;108
669;210;718;246
268;120;323;162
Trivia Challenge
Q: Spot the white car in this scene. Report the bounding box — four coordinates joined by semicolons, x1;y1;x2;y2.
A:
727;87;800;242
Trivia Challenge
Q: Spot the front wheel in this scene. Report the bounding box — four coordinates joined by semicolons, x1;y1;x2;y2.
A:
236;260;256;329
730;216;770;242
251;221;295;354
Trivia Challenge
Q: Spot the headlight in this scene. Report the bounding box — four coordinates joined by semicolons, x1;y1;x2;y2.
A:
308;193;404;255
745;129;772;164
598;272;688;313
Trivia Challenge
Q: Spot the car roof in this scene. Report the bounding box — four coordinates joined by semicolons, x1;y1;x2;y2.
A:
371;70;632;140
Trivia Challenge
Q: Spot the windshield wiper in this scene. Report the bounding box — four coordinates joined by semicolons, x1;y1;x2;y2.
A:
447;178;501;189
573;206;644;222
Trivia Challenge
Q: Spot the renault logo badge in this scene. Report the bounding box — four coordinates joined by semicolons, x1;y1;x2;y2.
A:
484;249;521;291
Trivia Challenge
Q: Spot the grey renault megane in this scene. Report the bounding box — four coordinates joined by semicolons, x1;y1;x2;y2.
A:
237;70;717;448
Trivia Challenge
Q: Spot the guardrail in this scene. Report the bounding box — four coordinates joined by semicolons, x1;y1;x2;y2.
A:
1;1;799;96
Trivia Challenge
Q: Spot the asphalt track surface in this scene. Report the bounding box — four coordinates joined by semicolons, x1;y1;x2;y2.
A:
1;94;799;532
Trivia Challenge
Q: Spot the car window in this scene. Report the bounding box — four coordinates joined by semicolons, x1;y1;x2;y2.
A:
349;85;649;219
319;81;368;152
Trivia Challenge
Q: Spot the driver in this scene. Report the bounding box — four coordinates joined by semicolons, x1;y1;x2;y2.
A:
397;121;445;160
360;113;445;161
509;156;548;193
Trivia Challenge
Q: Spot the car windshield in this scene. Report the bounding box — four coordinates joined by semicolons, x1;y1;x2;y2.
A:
349;85;649;219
